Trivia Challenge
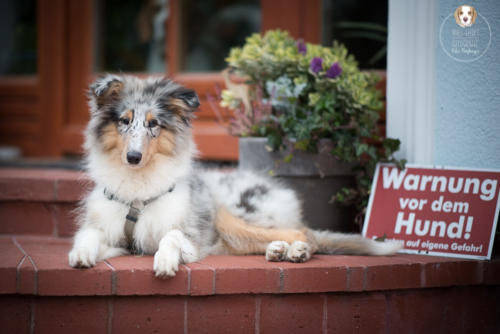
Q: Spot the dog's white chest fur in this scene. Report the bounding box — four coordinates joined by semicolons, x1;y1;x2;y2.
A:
85;183;191;255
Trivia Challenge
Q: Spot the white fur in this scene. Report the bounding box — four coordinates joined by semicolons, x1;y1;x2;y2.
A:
200;170;304;229
265;241;290;262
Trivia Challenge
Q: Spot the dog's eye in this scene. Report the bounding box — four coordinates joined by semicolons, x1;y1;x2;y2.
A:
119;118;130;126
148;119;159;128
460;11;463;15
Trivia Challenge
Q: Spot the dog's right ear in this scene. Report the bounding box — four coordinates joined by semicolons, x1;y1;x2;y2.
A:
89;75;124;108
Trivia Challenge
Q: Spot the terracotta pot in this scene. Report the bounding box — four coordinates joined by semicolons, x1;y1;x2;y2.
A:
238;137;356;232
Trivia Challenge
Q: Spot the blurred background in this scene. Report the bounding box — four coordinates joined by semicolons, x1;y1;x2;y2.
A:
0;0;387;166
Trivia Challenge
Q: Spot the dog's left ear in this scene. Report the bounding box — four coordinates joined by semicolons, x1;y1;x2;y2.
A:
471;7;477;23
172;88;200;110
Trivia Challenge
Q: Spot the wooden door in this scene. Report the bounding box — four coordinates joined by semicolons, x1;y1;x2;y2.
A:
0;0;322;159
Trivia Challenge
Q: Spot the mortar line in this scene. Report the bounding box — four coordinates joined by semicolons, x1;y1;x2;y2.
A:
362;265;368;291
420;263;426;287
212;268;216;294
184;265;192;295
346;266;351;291
107;297;114;334
30;296;35;334
184;298;188;334
47;204;59;237
279;268;284;293
13;237;38;294
477;261;484;284
16;256;26;293
255;296;261;334
104;260;117;295
322;294;328;334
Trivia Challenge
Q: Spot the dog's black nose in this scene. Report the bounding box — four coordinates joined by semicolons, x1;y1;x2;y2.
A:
127;151;142;165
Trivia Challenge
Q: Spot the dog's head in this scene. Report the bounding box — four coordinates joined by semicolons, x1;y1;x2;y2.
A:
86;75;200;168
454;5;477;27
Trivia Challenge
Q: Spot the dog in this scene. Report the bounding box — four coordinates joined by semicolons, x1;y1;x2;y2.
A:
454;5;477;28
68;75;401;277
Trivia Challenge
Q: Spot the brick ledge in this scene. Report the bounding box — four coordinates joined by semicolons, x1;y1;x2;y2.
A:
1;236;498;297
0;168;88;202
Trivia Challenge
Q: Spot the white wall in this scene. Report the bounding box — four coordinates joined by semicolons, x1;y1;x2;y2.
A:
386;0;437;165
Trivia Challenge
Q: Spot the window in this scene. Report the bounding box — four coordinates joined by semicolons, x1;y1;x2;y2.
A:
323;0;388;69
0;0;37;76
178;0;260;72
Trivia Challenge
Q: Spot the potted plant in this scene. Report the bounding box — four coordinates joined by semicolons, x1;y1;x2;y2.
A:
213;30;402;232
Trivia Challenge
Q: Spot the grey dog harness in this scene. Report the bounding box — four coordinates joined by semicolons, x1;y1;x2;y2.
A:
104;185;175;252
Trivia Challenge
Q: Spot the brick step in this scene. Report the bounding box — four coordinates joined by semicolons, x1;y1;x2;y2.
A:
1;168;500;332
0;168;88;237
1;235;500;333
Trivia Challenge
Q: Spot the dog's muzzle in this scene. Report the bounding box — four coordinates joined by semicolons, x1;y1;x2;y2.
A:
127;151;142;165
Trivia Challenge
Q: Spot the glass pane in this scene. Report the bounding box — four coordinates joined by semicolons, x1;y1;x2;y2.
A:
0;0;37;76
323;0;388;69
94;0;167;73
179;0;261;72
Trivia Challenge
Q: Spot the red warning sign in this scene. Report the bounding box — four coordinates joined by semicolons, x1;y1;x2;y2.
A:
363;164;500;259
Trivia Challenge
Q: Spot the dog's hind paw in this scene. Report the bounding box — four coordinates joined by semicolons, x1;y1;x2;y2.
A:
286;241;311;263
265;241;290;262
68;247;97;268
153;249;180;278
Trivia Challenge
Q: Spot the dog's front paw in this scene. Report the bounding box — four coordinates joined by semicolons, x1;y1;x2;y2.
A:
286;241;311;263
265;241;290;262
153;250;180;278
68;247;98;268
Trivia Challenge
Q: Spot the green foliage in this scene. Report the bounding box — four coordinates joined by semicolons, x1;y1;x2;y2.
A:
222;30;403;227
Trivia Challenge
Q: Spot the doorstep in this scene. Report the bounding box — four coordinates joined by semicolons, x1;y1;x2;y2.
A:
1;235;499;297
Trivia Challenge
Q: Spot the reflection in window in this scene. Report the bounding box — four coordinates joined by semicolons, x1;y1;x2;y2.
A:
0;0;37;76
323;0;388;69
179;0;260;72
94;0;168;73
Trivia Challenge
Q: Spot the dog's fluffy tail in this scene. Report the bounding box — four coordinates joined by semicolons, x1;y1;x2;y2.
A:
309;230;402;256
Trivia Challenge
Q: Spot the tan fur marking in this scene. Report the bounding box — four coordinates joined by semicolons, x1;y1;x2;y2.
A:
100;123;122;152
215;208;314;255
141;129;175;166
146;111;154;122
170;98;189;112
156;129;176;157
125;109;134;121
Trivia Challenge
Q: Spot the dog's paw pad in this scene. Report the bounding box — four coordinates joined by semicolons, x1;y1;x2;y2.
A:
286;241;311;263
153;250;180;278
68;247;97;268
266;241;290;262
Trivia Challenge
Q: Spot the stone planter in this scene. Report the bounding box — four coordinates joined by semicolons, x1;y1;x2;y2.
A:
238;137;356;232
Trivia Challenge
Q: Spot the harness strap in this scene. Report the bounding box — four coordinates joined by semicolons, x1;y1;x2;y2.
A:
103;185;175;251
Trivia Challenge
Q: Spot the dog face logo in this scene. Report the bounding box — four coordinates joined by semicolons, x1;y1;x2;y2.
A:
454;5;477;27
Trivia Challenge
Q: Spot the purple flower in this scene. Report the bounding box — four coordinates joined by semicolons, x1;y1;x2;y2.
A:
326;62;342;79
296;40;307;55
310;57;323;73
